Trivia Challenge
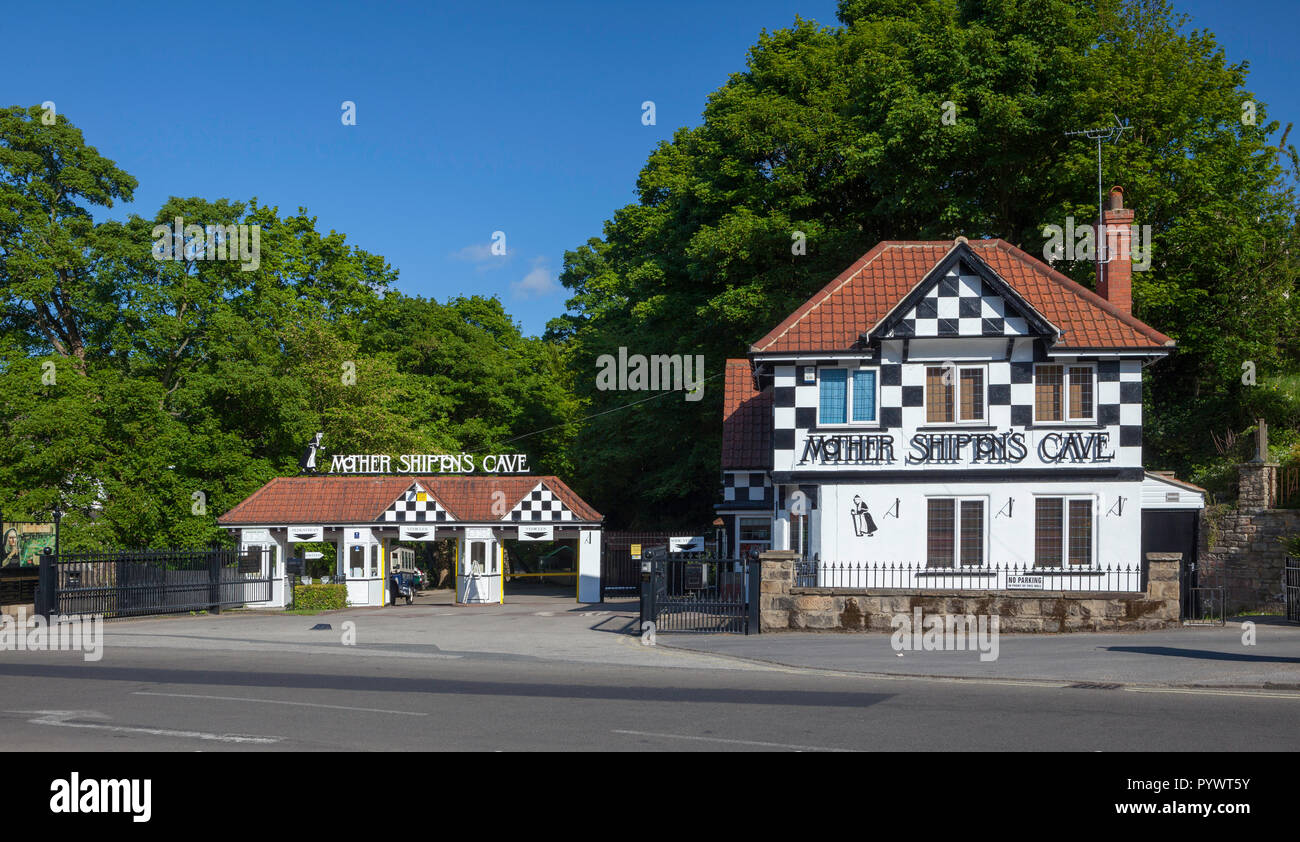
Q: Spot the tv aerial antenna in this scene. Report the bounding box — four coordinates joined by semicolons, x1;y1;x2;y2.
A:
1065;114;1130;270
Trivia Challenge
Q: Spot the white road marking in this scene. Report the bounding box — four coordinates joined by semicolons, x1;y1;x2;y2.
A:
1123;686;1300;700
18;710;280;744
613;729;851;752
133;691;428;715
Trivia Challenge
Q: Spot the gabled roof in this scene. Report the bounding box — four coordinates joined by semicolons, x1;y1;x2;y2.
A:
722;359;772;470
751;239;1173;354
217;475;602;526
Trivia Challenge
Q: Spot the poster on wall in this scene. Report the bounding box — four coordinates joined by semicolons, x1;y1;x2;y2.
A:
1;522;55;567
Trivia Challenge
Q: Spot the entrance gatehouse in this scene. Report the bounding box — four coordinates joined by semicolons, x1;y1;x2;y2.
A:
218;475;604;607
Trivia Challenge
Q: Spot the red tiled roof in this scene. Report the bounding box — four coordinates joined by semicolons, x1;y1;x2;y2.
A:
217;475;602;525
721;359;772;470
750;239;1173;353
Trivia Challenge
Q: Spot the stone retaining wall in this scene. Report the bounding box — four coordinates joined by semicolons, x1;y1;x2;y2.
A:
759;550;1181;633
1201;462;1298;613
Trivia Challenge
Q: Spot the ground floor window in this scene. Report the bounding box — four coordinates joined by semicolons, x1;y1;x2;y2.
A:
1034;496;1094;566
926;497;985;567
738;517;771;559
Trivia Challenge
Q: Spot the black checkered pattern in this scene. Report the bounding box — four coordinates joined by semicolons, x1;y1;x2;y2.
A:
381;484;452;523
723;471;772;504
509;482;575;522
768;347;1147;471
886;271;1032;338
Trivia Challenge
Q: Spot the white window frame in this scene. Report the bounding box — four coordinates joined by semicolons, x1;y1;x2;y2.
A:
1033;363;1096;424
816;365;880;426
1032;494;1097;568
737;516;772;556
923;363;987;426
924;495;988;568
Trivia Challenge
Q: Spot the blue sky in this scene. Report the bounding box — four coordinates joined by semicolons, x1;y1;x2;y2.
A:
5;0;1296;337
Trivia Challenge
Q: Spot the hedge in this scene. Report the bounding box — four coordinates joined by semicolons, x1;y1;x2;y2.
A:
292;584;348;611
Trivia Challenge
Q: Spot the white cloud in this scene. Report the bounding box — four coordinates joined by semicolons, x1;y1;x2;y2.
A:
511;258;560;298
451;241;509;270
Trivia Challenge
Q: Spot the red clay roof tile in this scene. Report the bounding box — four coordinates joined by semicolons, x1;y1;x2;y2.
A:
217;475;602;525
721;359;772;470
750;239;1173;353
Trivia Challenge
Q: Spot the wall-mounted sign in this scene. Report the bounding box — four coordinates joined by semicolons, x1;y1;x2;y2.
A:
1007;575;1044;590
242;528;272;544
630;543;641;560
669;536;703;553
398;525;439;541
464;527;494;541
798;429;1114;466
517;524;554;542
328;453;529;474
289;526;324;542
1;522;54;568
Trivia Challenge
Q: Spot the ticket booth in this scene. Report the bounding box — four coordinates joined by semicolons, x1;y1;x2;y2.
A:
457;527;502;604
339;527;387;606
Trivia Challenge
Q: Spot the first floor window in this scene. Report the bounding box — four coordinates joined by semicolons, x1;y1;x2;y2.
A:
1035;364;1095;422
818;367;877;424
926;497;985;567
926;365;986;423
1034;497;1094;566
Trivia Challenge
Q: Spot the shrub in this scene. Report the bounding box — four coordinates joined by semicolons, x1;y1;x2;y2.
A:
292;584;348;611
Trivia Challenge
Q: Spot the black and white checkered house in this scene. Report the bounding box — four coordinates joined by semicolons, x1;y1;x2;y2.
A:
720;213;1182;589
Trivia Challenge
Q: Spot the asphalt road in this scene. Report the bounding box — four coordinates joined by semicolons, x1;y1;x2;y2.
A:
2;643;1297;751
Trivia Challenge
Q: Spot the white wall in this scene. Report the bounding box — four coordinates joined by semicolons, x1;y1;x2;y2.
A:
578;529;601;603
803;478;1142;570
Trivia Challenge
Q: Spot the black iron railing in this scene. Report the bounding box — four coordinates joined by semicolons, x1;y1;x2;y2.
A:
37;547;272;619
793;560;1143;592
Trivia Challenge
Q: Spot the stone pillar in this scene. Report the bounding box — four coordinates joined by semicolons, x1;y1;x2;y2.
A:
1237;462;1278;510
758;549;799;631
1144;552;1182;620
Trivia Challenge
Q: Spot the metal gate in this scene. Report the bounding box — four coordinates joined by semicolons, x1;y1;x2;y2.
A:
36;547;273;619
1180;559;1225;626
1286;557;1300;624
641;556;758;634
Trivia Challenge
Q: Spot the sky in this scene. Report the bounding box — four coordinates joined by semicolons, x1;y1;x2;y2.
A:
4;0;1297;337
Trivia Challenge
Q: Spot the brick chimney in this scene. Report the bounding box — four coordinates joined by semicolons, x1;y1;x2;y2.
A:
1097;185;1134;314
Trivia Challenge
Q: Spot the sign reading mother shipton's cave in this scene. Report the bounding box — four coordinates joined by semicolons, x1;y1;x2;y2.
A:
798;429;1113;466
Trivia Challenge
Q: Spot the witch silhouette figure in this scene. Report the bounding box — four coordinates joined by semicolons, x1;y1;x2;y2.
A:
850;495;877;537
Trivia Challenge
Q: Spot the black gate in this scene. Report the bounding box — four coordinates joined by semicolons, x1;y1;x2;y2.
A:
1180;558;1225;626
36;547;273;619
1286;557;1299;624
641;556;758;634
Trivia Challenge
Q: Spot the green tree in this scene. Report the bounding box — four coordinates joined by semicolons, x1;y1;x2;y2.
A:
554;0;1300;526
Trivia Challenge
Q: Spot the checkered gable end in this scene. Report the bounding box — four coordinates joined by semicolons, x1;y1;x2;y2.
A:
886;270;1033;339
381;483;453;523
508;482;575;522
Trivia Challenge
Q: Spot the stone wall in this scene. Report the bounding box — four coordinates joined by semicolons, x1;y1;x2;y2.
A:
759;551;1182;633
1200;462;1298;613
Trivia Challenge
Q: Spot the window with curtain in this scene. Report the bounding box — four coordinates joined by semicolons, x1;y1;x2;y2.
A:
1035;365;1064;422
851;369;876;422
1068;366;1095;420
959;368;984;421
1034;498;1065;566
925;367;954;423
819;368;847;424
959;500;984;566
927;499;955;567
